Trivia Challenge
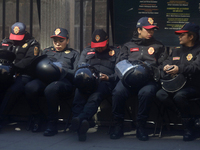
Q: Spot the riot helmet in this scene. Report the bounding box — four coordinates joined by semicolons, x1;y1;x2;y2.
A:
115;60;152;89
34;55;61;84
74;63;100;94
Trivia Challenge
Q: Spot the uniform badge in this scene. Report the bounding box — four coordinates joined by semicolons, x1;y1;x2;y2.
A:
148;47;154;55
109;50;115;56
22;43;28;48
148;18;154;25
13;26;20;34
34;46;39;56
51;48;54;50
186;53;193;61
55;28;61;35
173;57;180;60
65;50;70;54
95;35;100;42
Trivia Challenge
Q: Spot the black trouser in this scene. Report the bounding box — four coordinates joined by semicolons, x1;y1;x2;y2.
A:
72;81;115;121
0;75;33;116
25;78;73;120
112;80;159;122
156;86;200;118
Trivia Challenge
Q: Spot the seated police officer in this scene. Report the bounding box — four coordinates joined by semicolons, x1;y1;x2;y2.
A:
110;17;167;141
156;23;200;141
0;22;40;127
70;29;119;141
25;27;79;136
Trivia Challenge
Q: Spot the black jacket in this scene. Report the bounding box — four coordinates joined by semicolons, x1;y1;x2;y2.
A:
162;43;200;88
1;33;40;75
43;46;79;82
78;46;120;83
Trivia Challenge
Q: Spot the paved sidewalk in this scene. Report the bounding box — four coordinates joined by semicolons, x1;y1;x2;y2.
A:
0;121;200;150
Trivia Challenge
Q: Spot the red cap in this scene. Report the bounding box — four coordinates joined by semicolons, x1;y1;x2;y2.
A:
91;29;108;48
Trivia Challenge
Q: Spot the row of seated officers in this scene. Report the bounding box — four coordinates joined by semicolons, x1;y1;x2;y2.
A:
0;16;200;142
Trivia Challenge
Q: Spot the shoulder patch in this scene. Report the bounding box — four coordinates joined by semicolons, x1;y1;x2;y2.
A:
34;47;39;56
109;49;115;56
148;47;155;55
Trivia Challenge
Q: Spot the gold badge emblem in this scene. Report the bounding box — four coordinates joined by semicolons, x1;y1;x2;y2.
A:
148;47;154;55
55;28;61;35
65;50;70;54
95;35;100;42
51;48;54;50
186;53;193;61
34;47;39;56
13;26;20;34
148;18;154;25
109;50;115;56
22;43;28;48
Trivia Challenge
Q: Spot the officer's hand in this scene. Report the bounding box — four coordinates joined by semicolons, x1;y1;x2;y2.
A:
163;64;171;71
99;73;109;81
166;65;179;75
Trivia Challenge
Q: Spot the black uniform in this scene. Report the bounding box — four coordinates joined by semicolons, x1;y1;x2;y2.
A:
0;33;40;116
25;46;79;121
112;36;166;123
72;46;120;121
156;43;200;118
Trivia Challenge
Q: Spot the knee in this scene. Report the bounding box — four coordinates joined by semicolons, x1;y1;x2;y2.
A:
156;90;169;103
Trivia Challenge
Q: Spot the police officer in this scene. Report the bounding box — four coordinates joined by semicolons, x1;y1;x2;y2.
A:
70;29;120;141
156;23;200;141
25;28;79;136
110;17;167;141
0;22;40;127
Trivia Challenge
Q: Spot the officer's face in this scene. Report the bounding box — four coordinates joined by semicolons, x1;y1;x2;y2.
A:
95;45;107;53
53;37;69;51
179;33;193;47
138;28;154;39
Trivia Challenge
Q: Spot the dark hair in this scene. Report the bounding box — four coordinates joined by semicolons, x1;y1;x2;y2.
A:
133;27;142;37
187;31;199;43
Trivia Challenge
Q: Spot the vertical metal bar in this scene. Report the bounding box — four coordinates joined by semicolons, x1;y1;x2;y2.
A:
110;0;114;45
30;0;33;36
37;0;41;29
106;0;110;40
92;0;95;34
80;0;83;52
16;0;19;22
2;0;6;39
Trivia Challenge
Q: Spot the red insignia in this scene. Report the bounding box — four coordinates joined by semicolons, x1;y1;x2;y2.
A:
55;28;61;35
148;18;154;25
13;26;20;34
173;57;180;60
148;47;154;55
87;52;95;55
130;48;139;52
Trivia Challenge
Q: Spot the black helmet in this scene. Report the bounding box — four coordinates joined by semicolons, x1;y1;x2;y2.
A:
34;55;61;84
74;63;100;94
115;60;152;89
160;74;186;93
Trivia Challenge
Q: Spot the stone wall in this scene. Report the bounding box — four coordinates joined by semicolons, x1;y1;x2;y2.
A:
0;0;109;51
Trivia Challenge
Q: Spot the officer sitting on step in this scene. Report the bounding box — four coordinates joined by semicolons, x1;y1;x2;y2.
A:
156;23;200;141
110;17;167;141
70;29;120;141
25;28;79;135
0;22;40;129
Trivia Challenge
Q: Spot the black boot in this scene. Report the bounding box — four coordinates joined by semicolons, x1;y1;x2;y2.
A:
69;117;81;132
32;115;42;132
43;120;58;136
182;118;195;141
78;119;89;142
136;120;149;141
110;118;124;139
